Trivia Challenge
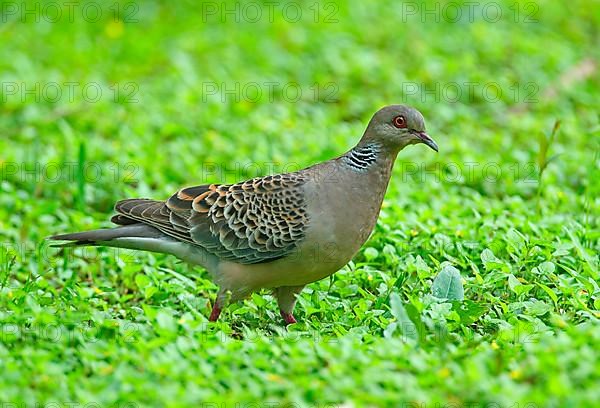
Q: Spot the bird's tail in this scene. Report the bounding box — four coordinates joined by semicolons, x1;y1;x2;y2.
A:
49;224;163;248
49;223;216;270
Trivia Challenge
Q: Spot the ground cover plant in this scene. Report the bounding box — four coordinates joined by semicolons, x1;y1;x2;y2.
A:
0;0;598;406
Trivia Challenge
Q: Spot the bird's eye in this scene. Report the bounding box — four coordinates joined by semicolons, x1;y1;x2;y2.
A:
392;115;407;128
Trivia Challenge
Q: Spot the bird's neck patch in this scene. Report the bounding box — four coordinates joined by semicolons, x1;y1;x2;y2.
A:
343;143;380;171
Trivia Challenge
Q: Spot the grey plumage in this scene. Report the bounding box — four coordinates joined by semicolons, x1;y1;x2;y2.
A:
49;104;438;324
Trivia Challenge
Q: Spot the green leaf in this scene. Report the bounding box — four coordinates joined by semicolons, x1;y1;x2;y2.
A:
364;247;379;261
388;293;418;342
565;227;599;279
251;292;266;307
432;265;464;301
537;261;556;275
508;274;534;296
135;274;151;289
144;286;158;300
414;255;432;279
452;300;487;325
523;299;552;316
383;322;397;339
481;249;505;270
536;282;558;304
155;310;177;331
508;274;521;291
506;228;526;253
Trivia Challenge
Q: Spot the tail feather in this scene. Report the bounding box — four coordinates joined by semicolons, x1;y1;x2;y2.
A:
49;224;164;247
49;222;218;270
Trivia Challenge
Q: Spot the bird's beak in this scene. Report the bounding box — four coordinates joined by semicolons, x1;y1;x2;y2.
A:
412;130;438;152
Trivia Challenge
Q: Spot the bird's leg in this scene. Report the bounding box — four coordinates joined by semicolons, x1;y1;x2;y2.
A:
208;304;222;322
209;289;230;322
280;311;297;325
274;285;305;325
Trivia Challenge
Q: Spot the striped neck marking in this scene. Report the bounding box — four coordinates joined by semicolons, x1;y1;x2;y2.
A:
343;143;380;170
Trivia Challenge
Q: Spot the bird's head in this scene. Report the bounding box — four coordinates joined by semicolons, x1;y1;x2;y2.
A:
362;105;438;152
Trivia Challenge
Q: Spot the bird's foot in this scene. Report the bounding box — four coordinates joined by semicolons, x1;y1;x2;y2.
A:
209;304;222;322
280;311;297;325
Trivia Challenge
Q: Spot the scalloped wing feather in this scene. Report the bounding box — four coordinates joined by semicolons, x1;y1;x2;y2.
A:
113;173;309;264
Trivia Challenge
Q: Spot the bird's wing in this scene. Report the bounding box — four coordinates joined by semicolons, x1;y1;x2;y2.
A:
113;173;309;264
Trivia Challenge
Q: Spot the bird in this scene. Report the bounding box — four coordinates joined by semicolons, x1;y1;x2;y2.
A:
50;105;438;324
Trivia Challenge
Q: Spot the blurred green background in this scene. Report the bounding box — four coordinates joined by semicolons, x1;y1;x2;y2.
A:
0;0;598;406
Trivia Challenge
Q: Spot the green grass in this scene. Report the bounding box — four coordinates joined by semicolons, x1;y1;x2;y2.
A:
1;0;599;406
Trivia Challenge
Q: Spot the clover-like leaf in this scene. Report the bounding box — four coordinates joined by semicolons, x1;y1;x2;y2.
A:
432;265;464;301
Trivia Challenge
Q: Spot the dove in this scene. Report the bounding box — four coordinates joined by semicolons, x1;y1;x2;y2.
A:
50;105;438;324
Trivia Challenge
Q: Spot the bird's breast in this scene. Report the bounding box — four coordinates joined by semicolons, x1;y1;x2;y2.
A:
214;159;395;292
301;160;393;267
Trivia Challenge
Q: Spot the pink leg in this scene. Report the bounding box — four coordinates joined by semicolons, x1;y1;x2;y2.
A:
208;289;228;322
209;303;222;322
274;285;304;326
280;311;297;325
